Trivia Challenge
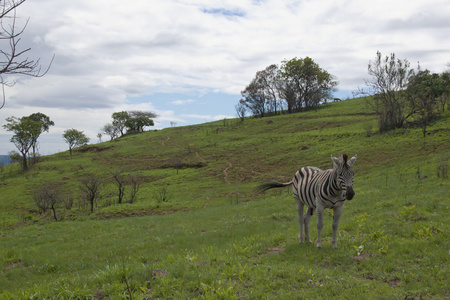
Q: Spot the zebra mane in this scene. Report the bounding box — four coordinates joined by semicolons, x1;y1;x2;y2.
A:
342;153;348;164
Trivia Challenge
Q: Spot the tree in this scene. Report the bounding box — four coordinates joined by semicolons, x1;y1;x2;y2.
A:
235;100;246;122
125;111;156;133
257;64;281;114
407;70;446;137
240;80;268;117
0;0;54;109
111;111;129;137
34;184;63;221
111;169;126;204
102;123;120;141
62;129;89;156
436;71;450;112
3;115;43;171
276;80;297;113
26;112;54;161
364;51;416;132
103;110;157;138
280;57;338;111
240;64;282;117
79;174;103;213
8;150;20;163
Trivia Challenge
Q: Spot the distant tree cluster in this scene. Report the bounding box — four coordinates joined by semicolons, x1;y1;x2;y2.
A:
363;51;449;134
34;171;143;220
3;112;54;171
101;111;157;141
237;57;338;118
3;112;94;171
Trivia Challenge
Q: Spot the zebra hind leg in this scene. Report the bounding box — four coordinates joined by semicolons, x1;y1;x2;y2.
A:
303;207;314;243
295;198;304;243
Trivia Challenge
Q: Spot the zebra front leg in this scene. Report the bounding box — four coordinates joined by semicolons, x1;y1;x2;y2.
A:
316;204;324;249
332;205;344;248
303;207;314;243
295;198;304;243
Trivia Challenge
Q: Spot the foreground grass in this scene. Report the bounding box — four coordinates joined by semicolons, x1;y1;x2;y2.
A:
0;98;449;299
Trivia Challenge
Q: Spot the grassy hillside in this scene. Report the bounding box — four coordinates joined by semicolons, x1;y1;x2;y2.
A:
0;97;449;299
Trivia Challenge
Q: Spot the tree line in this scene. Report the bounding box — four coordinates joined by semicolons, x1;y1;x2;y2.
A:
238;52;449;136
3;110;157;171
34;170;143;221
236;57;338;119
100;110;157;141
363;51;449;135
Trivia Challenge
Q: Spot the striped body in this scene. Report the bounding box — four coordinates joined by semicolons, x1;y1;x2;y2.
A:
257;154;356;248
293;166;347;210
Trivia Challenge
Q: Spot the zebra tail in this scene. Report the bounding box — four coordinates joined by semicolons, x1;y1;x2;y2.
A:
255;181;293;194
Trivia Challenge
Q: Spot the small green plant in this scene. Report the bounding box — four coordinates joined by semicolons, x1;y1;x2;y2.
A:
353;245;364;256
416;226;442;239
154;187;170;203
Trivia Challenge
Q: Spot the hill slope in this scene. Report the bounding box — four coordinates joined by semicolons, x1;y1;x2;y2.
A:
0;98;449;298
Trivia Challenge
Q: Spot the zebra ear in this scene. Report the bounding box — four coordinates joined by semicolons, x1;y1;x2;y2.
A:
347;154;357;167
331;155;340;169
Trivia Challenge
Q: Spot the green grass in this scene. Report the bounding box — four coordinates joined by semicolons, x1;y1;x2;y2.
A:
0;98;449;299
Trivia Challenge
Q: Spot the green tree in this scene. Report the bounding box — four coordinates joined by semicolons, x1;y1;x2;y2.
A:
241;64;281;117
26;112;54;161
3;116;43;171
124;111;156;133
125;116;154;133
407;70;446;136
111;111;129;137
62;129;89;156
240;80;268;117
280;57;338;111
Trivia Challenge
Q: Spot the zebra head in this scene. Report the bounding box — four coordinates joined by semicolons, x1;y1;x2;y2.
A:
331;154;357;200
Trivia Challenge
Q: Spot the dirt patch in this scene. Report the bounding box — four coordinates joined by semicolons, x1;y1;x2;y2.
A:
6;260;25;269
160;161;206;169
94;207;190;220
352;253;374;261
76;145;113;153
385;277;401;287
255;246;285;260
152;269;169;279
223;162;232;184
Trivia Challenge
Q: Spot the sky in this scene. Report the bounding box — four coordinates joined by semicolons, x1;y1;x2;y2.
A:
0;0;449;155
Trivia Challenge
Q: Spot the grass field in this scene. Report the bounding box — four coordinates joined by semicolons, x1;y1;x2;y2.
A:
0;97;449;299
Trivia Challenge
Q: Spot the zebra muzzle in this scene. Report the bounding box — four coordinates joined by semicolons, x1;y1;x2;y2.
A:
346;186;355;200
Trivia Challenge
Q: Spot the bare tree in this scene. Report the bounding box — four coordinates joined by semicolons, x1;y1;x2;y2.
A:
364;51;416;132
0;0;54;109
235;100;246;123
111;169;125;204
80;174;103;213
34;184;62;221
128;174;142;204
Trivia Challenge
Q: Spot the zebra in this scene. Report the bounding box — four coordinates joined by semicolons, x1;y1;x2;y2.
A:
256;154;357;248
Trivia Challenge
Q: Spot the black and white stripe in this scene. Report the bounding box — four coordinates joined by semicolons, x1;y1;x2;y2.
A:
257;154;357;248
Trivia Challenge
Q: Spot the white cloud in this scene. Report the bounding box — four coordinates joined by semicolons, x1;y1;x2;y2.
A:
1;0;449;154
171;99;195;105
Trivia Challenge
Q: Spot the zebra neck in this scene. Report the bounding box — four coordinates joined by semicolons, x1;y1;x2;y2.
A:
328;169;343;197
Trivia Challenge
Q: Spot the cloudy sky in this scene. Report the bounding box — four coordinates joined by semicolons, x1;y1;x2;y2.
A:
1;0;449;155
